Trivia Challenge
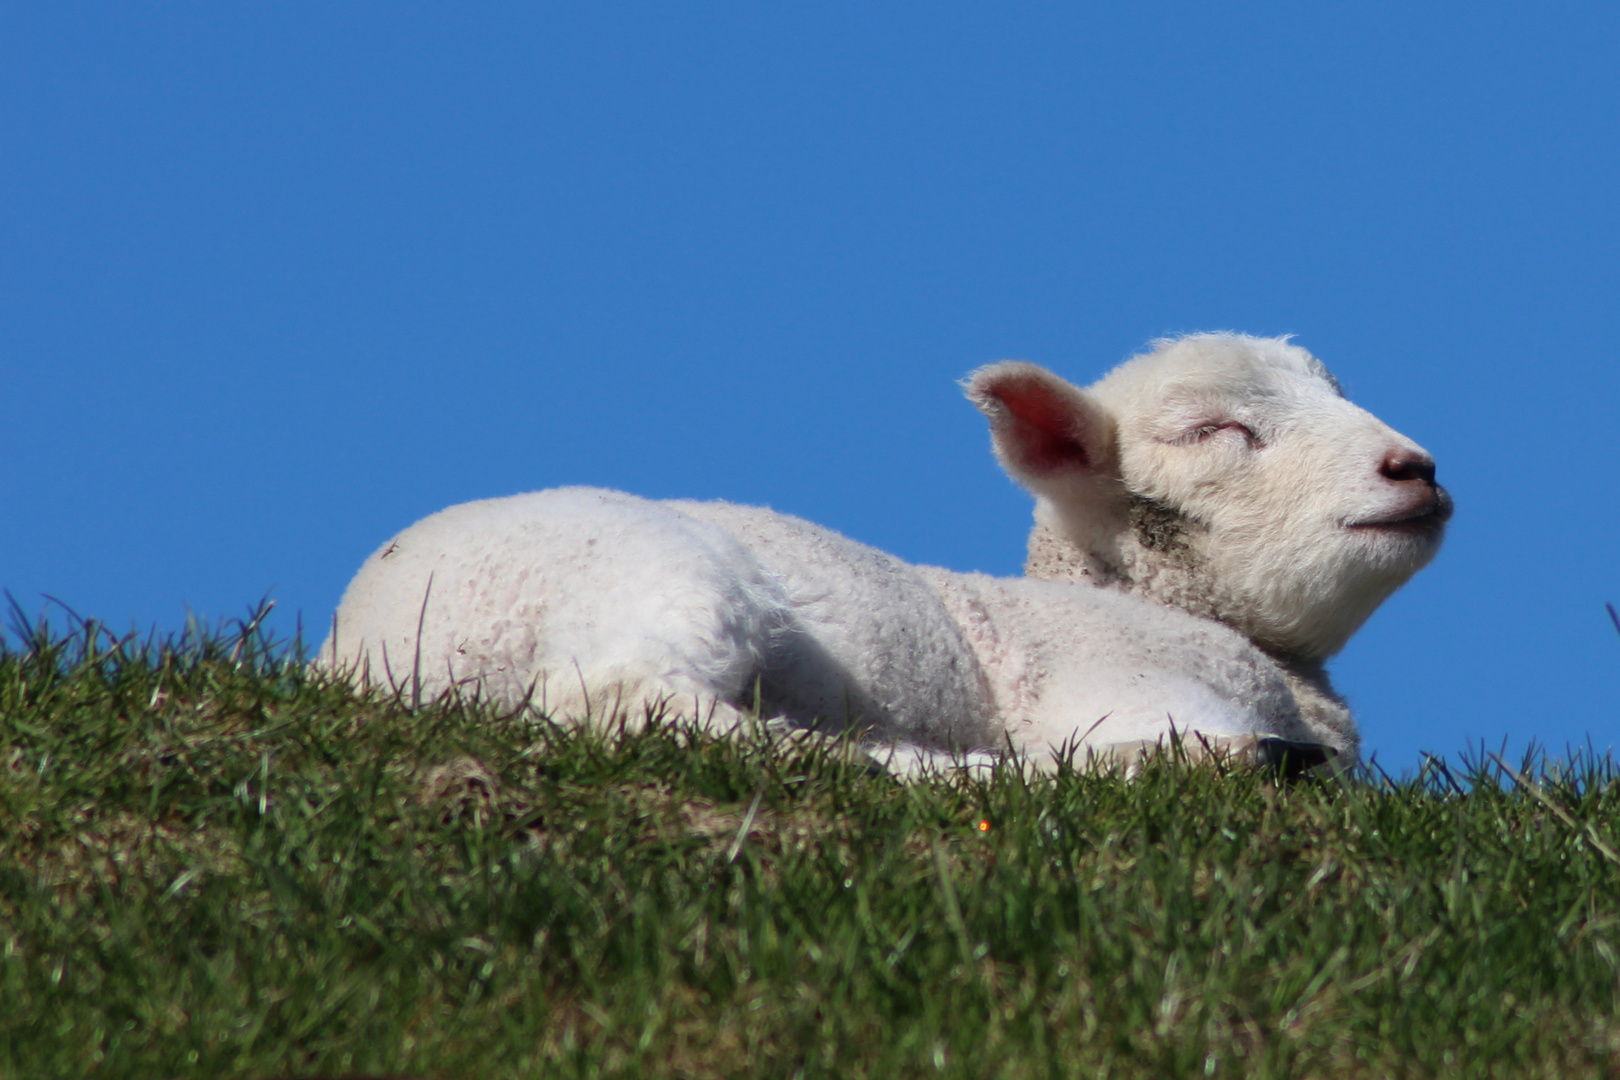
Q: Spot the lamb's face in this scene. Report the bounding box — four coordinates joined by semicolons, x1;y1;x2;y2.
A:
1094;335;1450;660
967;334;1451;663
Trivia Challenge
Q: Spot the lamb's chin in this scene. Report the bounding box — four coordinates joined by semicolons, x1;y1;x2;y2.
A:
1336;523;1446;585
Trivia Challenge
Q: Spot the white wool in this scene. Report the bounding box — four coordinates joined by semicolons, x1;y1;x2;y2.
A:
321;333;1450;770
320;489;1312;769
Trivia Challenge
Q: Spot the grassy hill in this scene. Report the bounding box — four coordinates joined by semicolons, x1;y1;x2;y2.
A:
2;613;1618;1079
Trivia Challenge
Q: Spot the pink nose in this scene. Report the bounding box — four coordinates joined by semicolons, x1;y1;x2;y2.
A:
1380;450;1436;485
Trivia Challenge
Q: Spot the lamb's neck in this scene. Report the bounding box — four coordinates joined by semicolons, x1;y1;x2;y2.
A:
1024;520;1358;760
1024;516;1121;584
1026;518;1237;635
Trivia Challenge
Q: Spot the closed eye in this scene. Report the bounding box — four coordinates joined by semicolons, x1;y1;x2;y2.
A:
1177;421;1260;447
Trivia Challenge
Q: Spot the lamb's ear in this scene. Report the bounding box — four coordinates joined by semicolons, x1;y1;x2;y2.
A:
964;361;1119;486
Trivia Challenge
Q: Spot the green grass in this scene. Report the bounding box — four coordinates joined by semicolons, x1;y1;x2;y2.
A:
2;611;1620;1078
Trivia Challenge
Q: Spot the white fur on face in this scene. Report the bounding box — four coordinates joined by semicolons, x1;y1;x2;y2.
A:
972;334;1451;663
1097;334;1449;659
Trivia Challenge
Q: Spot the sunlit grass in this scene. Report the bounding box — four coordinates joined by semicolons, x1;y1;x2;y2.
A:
2;607;1618;1078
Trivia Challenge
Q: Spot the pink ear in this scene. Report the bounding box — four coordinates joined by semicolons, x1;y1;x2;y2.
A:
965;361;1115;480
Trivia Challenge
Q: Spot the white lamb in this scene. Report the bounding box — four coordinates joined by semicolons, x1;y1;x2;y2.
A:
319;333;1450;771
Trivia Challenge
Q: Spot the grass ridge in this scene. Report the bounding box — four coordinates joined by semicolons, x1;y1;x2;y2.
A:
1;611;1618;1078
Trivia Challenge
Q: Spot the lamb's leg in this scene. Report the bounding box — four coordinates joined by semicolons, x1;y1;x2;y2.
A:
526;668;770;739
1072;733;1336;777
860;743;1003;780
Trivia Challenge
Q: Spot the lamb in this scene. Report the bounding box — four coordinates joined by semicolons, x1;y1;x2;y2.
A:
319;333;1450;771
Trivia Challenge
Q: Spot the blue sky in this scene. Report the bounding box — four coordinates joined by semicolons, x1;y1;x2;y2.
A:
3;3;1616;772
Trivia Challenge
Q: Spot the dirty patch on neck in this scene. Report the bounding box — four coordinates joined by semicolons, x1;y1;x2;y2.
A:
1127;491;1202;555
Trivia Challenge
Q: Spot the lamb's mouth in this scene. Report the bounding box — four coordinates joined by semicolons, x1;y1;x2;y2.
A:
1345;489;1454;534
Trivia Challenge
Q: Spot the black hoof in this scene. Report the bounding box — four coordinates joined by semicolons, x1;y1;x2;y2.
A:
1255;738;1336;779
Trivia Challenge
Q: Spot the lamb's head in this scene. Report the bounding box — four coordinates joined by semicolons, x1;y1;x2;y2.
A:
967;333;1451;664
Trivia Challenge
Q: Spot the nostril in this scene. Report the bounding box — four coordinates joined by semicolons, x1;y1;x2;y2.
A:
1380;451;1436;484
